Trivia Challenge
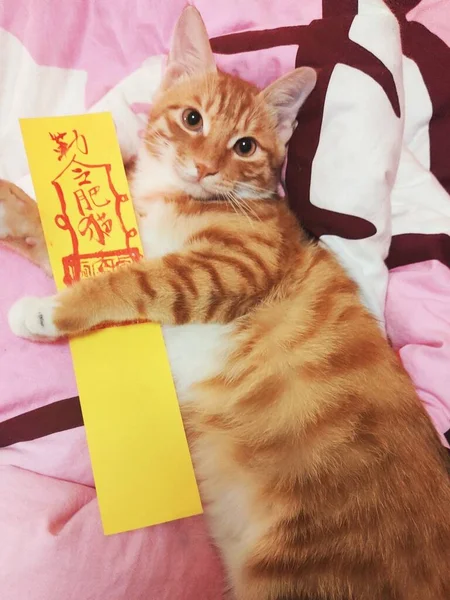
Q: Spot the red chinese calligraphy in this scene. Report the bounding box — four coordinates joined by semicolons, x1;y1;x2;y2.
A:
50;128;141;284
50;130;88;161
78;213;113;246
74;188;112;216
72;167;91;186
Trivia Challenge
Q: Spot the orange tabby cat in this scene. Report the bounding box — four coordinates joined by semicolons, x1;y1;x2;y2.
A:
1;7;450;600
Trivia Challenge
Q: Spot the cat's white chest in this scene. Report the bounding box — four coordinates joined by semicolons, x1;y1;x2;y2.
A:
162;322;235;402
138;199;185;258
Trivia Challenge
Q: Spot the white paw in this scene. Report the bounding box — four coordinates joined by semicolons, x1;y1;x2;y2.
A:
8;296;60;340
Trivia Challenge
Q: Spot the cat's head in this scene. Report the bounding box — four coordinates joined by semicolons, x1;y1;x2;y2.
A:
141;7;316;202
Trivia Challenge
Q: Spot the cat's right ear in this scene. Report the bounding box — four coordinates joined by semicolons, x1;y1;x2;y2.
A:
260;67;317;145
161;6;216;90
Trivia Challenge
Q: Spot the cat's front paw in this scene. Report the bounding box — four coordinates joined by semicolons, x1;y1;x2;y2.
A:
8;296;60;340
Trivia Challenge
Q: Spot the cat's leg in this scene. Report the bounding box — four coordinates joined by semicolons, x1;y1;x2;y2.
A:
8;237;276;340
0;180;51;274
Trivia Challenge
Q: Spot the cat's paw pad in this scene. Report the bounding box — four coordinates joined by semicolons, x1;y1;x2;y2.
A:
8;296;60;340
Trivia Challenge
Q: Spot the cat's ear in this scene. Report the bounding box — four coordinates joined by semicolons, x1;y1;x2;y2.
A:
162;6;216;89
261;67;317;145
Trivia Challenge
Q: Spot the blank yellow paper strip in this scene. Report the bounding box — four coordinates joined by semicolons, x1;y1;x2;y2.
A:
20;113;202;535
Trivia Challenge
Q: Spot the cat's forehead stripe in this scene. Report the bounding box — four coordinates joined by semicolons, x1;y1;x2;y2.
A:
204;96;217;113
204;96;221;117
200;97;259;135
167;104;183;111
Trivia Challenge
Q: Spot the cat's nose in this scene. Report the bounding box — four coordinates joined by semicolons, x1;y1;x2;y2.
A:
195;162;218;180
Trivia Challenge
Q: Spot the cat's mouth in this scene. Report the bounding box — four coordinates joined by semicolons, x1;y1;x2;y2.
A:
175;163;263;203
178;176;218;200
175;166;222;199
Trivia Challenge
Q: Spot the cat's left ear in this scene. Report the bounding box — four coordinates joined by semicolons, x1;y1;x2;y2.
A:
261;67;317;145
162;6;216;90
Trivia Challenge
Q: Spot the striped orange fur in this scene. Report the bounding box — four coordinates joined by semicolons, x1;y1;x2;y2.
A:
2;7;450;600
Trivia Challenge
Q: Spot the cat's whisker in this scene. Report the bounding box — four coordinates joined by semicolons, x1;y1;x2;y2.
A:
229;192;256;227
146;131;170;149
229;192;261;223
224;191;251;225
213;183;261;223
145;134;170;158
219;191;239;217
235;181;277;199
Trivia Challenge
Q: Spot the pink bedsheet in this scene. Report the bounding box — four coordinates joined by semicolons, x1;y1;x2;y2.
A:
386;260;450;442
1;1;450;599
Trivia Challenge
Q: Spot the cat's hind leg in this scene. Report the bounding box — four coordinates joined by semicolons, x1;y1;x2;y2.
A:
0;180;51;274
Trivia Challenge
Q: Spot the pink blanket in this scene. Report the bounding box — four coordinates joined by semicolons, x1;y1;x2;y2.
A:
1;1;449;598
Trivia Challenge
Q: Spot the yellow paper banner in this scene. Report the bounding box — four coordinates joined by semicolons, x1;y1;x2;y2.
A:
20;113;202;534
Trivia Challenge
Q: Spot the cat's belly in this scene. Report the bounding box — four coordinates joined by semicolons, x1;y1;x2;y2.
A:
163;322;263;575
162;322;236;402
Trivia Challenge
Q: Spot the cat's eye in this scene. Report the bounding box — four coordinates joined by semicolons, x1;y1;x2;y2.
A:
182;108;203;132
233;137;257;157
